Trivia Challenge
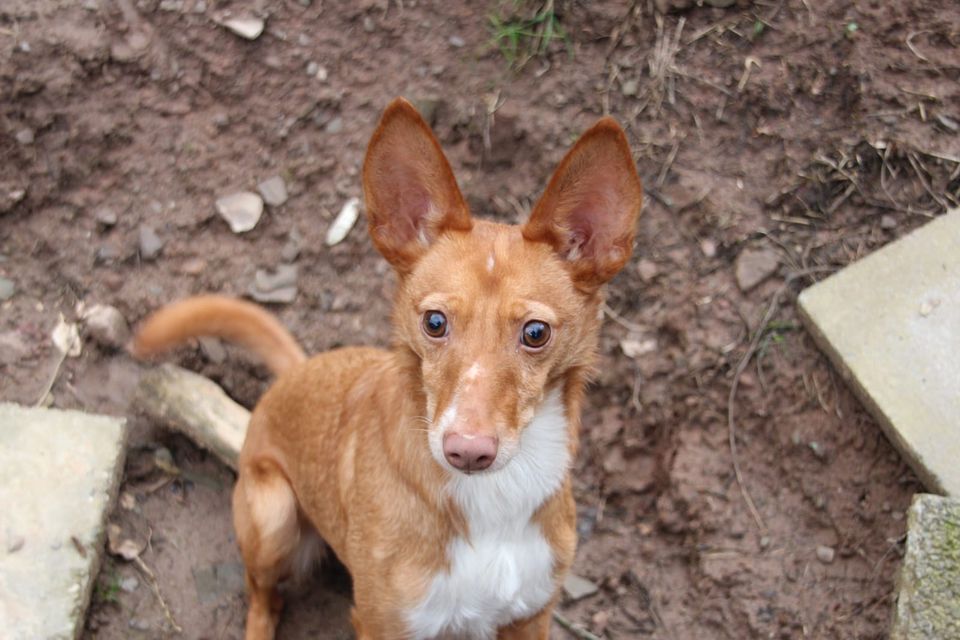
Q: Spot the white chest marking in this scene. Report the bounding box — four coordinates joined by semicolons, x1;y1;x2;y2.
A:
406;390;570;640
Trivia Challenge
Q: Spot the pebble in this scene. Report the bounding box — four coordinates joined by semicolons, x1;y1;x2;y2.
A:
82;304;131;350
138;225;164;260
306;61;319;76
257;176;288;207
700;238;717;258
637;259;659;283
735;247;779;292
0;277;14;301
563;573;599;601
216;192;263;233
94;206;118;228
326;197;360;246
281;229;302;263
128;618;150;631
325;117;344;134
180;257;207;275
880;214;897;230
223;17;264;40
621;79;639;97
119;576;139;593
15;128;35;145
249;265;298;304
449;35;465;48
363;16;375;33
816;545;836;564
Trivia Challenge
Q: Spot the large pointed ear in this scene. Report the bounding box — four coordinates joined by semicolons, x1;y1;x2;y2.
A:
522;118;642;292
362;98;472;272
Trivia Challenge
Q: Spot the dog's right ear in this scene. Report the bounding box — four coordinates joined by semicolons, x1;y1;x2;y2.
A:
362;98;472;273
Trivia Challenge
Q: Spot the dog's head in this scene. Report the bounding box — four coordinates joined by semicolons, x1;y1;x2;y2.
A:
363;98;642;476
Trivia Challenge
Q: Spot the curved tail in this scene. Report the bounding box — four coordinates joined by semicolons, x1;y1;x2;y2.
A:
132;296;307;376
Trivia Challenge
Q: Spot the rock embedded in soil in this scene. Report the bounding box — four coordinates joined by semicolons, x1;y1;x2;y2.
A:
0;404;126;640
816;545;836;564
891;494;960;640
563;573;599;601
798;209;960;496
222;17;264;40
94;206;118;228
735;246;780;292
138;225;164;260
249;264;298;304
216;192;263;233
82;303;131;350
257;176;288;207
326;197;360;246
0;276;14;301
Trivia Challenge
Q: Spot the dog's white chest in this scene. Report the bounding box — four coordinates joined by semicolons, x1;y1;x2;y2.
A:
406;389;570;640
406;525;556;640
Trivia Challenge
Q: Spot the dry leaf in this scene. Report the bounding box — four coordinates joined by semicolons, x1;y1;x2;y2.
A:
51;313;82;357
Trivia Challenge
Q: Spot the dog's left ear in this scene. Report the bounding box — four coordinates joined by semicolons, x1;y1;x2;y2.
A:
363;98;472;273
522;118;643;292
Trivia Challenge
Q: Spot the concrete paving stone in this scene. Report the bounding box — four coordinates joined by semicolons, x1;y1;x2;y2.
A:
0;403;126;640
891;493;960;639
798;209;960;496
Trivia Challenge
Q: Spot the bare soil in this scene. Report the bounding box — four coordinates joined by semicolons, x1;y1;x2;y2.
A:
2;0;959;638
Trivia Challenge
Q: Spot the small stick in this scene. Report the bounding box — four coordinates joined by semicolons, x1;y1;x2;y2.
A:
134;555;183;634
553;611;602;640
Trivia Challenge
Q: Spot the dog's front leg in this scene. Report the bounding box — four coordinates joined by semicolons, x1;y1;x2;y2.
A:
496;607;553;640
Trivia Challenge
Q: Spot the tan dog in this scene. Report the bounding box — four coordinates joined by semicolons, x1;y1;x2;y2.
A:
134;98;642;639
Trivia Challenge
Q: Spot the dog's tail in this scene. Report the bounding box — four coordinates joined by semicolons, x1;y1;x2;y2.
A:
131;295;306;376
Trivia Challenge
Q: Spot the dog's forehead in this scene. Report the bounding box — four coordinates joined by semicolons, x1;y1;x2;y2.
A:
411;220;576;303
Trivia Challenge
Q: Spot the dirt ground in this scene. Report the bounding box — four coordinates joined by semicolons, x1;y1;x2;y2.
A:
3;0;959;638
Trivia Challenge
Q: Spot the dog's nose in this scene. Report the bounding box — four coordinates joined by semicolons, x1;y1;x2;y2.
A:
442;433;498;472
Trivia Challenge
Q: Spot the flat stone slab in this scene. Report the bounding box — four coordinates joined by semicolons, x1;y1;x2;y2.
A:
0;404;126;640
798;209;960;495
892;493;960;639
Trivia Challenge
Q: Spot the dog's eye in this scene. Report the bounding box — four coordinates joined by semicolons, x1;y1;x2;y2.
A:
521;320;551;349
422;311;448;338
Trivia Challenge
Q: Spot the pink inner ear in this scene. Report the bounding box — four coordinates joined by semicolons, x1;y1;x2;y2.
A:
563;179;623;258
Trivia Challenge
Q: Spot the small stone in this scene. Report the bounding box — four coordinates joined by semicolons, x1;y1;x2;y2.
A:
621;79;639;97
759;536;771;550
735;247;780;292
563;573;599;601
212;112;230;129
215;192;263;233
82;304;131;350
15;128;35;145
815;545;836;564
119;576;139;593
325;117;344;134
222;17;264;40
314;65;328;81
0;277;15;301
637;259;659;283
138;225;164;260
257;176;288;207
362;16;375;32
306;61;319;76
128;618;150;631
249;264;298;304
880;214;897;230
700;238;717;258
281;230;301;263
180;257;207;275
326;197;360;246
94;207;118;228
449;35;465;48
808;440;827;460
198;336;226;363
193;0;206;12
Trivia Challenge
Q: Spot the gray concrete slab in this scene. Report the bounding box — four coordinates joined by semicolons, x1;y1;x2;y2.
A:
892;493;960;639
0;403;126;640
798;209;960;496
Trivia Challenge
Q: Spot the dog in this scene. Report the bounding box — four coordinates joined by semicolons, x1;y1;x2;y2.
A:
133;98;642;639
